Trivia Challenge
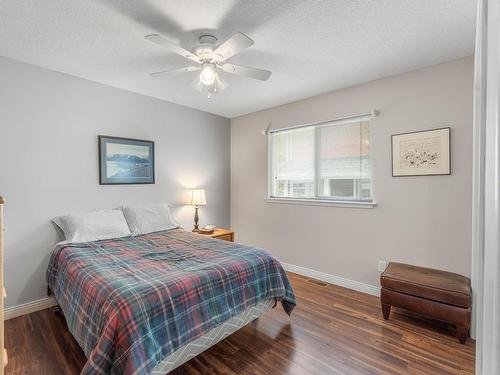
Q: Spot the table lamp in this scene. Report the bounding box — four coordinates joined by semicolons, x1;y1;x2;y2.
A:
188;188;206;232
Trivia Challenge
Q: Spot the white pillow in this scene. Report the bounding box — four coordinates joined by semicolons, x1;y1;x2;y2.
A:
52;209;131;243
121;203;179;236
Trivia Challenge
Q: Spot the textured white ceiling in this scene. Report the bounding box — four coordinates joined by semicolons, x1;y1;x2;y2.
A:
0;0;476;118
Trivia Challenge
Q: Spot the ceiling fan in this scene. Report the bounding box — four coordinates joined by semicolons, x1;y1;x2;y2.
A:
145;32;272;98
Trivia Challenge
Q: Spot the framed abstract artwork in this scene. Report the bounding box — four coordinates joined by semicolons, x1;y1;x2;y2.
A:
98;135;155;185
391;127;451;177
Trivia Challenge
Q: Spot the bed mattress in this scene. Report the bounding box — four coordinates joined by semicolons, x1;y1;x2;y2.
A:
47;229;295;375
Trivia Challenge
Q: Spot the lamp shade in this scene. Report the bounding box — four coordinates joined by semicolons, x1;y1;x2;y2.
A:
188;188;206;206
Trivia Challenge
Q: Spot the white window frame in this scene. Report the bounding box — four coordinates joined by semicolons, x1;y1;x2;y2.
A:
266;112;377;208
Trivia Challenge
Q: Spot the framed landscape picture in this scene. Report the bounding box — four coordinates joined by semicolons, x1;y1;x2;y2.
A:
391;127;451;177
99;135;155;185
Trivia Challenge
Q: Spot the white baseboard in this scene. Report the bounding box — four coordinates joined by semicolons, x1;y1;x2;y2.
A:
4;296;57;320
2;265;378;320
282;262;380;297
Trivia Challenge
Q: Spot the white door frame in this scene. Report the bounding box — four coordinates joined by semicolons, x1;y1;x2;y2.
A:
471;0;486;348
472;0;500;374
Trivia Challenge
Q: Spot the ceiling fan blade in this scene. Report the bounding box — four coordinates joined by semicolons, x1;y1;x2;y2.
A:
213;32;254;60
145;34;201;64
150;66;200;78
221;63;272;81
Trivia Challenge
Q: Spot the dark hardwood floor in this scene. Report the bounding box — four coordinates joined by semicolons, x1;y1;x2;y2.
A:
5;272;475;374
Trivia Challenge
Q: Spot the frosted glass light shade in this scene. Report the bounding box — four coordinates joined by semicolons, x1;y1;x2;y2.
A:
200;65;216;86
188;188;206;206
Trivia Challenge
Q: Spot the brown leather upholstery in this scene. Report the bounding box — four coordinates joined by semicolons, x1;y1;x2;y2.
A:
381;288;470;325
380;262;472;344
380;262;471;308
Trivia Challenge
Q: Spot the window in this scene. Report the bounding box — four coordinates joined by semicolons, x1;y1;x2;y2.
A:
269;117;373;203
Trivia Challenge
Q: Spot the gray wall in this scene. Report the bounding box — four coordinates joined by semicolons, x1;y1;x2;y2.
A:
0;57;230;308
231;56;473;288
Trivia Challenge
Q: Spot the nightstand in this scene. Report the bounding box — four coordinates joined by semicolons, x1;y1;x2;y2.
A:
206;228;234;242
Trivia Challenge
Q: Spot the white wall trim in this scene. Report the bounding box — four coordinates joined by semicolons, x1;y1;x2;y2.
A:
265;197;376;209
471;0;487;344
478;0;500;373
282;262;380;297
2;266;380;322
1;266;380;323
4;296;57;320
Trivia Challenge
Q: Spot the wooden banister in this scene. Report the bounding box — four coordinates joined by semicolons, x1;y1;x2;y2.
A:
0;197;4;204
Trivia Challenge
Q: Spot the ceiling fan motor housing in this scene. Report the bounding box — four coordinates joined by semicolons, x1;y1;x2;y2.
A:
198;34;217;45
195;34;220;62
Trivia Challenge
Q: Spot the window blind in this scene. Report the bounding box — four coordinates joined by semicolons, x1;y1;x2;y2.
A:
269;116;373;202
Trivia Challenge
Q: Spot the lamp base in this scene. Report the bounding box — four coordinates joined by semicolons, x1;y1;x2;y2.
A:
192;206;200;232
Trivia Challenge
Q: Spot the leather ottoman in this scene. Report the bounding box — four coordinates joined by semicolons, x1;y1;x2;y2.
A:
380;262;472;344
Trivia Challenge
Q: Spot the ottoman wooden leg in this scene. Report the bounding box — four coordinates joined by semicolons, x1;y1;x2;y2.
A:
381;302;391;320
457;325;468;344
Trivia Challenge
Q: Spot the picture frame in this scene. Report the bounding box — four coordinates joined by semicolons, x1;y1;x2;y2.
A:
391;127;451;177
98;135;155;185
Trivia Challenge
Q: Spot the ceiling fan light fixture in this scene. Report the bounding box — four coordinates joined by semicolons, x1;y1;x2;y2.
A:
190;76;204;93
146;32;271;98
199;63;216;86
215;75;228;92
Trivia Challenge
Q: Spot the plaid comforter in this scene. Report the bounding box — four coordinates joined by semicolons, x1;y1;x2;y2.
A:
46;229;295;375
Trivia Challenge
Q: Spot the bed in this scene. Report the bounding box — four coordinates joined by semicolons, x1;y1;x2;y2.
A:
46;228;296;375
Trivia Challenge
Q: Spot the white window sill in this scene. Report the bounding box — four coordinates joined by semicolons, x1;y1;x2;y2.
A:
265;197;376;209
